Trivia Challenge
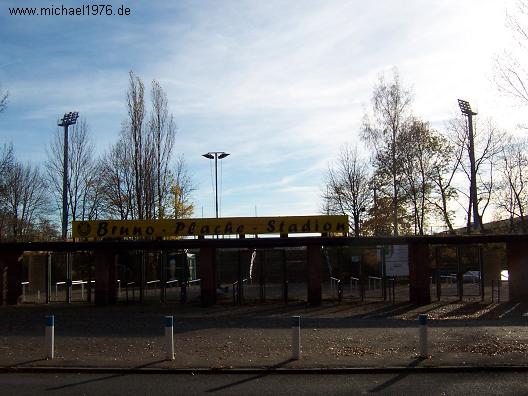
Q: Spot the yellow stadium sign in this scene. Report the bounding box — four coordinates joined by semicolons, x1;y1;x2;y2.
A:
72;215;348;239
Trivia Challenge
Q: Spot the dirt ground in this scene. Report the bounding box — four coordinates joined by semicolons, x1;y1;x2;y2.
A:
1;300;528;369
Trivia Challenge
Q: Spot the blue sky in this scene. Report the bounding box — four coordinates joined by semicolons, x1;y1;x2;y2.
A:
0;0;522;224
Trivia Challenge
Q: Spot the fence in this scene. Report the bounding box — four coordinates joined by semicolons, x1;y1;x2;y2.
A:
2;233;527;306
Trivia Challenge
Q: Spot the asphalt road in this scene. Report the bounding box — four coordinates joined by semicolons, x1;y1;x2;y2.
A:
1;371;528;395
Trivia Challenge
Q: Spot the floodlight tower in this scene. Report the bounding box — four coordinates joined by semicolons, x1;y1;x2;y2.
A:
57;112;79;240
457;99;482;232
202;152;230;218
58;111;78;304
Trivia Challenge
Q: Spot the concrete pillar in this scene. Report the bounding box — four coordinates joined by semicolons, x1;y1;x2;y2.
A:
482;244;503;287
199;247;216;306
409;242;431;305
506;240;528;302
94;249;117;306
306;245;322;306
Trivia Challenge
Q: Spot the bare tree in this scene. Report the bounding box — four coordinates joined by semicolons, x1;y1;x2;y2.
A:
494;0;528;111
450;117;505;232
0;84;7;113
125;70;147;219
101;71;186;221
149;80;176;219
362;69;413;235
121;72;178;220
399;119;446;235
99;138;134;220
46;119;101;233
0;144;14;239
2;160;48;241
495;135;528;231
323;145;371;236
428;132;463;233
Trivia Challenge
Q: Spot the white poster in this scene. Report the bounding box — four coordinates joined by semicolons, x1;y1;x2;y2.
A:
383;245;409;277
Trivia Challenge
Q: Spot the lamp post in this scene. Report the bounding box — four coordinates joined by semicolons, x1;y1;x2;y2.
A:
202;152;229;218
58;111;79;303
457;99;481;232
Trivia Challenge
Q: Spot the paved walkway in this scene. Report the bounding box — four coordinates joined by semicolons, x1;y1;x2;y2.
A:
1;300;528;370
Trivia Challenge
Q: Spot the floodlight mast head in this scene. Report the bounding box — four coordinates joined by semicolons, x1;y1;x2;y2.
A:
202;151;230;218
457;99;482;232
58;111;79;127
458;99;477;116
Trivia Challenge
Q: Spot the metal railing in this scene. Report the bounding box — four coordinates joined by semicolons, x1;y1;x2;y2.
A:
329;277;343;303
232;278;248;305
388;277;396;303
368;276;382;291
492;279;505;303
54;280;94;301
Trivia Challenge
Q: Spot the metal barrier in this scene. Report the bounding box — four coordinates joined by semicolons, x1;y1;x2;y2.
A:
388;277;396;303
186;278;201;303
146;279;161;298
329;277;342;303
492;279;502;303
329;276;339;291
166;279;179;287
350;276;359;298
368;276;382;291
21;281;29;302
54;280;93;301
440;275;457;284
126;281;137;301
232;278;248;305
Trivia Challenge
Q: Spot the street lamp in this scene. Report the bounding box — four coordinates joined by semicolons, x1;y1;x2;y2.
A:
202;151;229;218
457;99;481;232
58;111;78;304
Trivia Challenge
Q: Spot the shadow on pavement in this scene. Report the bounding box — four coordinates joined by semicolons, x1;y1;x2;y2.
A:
44;359;166;391
4;358;46;368
1;302;527;339
205;358;296;393
368;357;426;393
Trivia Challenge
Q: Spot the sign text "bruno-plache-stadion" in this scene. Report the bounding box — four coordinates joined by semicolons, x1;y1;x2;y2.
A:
72;215;349;239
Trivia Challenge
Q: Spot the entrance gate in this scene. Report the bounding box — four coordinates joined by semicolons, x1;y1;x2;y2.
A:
434;245;483;301
220;248;307;304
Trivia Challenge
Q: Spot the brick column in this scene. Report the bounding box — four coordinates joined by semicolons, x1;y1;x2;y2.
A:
306;245;322;306
199;247;216;306
94;249;117;306
409;242;431;305
506;240;528;302
0;251;24;305
482;244;502;287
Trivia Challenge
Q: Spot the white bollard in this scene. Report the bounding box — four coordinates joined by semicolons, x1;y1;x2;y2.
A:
165;316;174;361
45;315;55;359
418;314;428;358
291;316;301;360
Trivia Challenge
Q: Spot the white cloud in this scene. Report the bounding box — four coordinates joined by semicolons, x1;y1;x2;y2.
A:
1;0;524;222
